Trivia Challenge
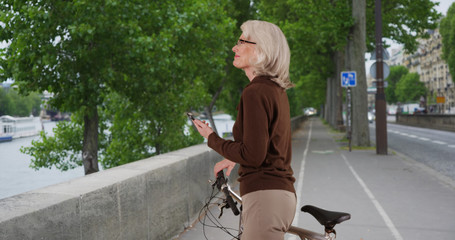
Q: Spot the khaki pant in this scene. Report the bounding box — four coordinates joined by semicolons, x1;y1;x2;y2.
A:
241;190;296;240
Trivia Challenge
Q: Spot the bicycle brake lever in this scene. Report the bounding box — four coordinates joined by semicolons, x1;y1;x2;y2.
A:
209;179;216;187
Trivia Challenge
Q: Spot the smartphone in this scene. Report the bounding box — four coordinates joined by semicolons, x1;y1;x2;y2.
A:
187;112;199;131
186;112;195;121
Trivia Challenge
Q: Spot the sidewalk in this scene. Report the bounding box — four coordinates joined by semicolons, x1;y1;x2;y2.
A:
176;117;455;240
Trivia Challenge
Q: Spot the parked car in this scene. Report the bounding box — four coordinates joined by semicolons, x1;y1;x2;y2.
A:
368;112;375;123
413;107;427;114
387;106;397;115
304;107;317;116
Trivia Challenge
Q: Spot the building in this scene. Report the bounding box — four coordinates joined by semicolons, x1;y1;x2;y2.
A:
419;28;453;113
392;29;454;113
389;46;404;67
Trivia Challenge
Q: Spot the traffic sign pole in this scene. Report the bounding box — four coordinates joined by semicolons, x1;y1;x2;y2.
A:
375;0;388;155
341;71;356;152
347;87;352;152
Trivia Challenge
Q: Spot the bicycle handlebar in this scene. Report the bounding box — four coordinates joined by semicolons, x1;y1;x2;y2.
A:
216;171;240;216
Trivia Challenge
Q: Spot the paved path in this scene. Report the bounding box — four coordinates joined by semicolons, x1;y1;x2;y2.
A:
177;117;455;240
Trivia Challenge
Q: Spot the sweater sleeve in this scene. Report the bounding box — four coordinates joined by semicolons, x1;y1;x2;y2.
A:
208;85;269;167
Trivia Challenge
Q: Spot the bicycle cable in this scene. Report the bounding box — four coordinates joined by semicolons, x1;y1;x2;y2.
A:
198;182;241;240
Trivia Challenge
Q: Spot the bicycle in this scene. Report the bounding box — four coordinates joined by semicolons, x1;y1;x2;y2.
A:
198;171;351;240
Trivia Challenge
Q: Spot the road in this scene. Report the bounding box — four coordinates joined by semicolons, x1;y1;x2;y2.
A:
369;120;455;181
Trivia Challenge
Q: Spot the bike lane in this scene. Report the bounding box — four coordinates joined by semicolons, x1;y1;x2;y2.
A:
288;117;455;240
177;117;455;239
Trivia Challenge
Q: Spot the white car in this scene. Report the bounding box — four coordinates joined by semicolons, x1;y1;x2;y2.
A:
304;107;317;116
368;112;375;123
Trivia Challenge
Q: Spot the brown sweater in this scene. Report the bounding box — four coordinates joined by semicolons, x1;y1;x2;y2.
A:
208;76;295;196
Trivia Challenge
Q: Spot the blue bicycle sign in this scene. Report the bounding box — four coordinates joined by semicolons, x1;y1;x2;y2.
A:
341;71;357;87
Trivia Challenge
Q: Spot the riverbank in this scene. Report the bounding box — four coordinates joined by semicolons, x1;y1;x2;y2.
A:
0;114;237;200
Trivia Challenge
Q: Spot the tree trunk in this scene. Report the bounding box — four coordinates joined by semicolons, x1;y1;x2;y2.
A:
324;77;333;125
335;50;345;131
204;105;218;135
82;107;99;175
325;50;345;130
205;77;228;136
329;76;337;127
347;0;370;146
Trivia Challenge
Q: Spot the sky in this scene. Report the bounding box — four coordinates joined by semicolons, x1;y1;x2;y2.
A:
434;0;455;15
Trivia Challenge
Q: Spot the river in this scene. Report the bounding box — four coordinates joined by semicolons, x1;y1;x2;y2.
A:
0;120;84;200
0;114;235;200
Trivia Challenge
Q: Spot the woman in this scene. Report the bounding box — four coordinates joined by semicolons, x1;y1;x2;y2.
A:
193;20;296;240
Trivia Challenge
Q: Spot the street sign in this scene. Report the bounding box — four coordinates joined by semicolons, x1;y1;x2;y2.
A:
436;96;445;103
341;71;357;87
370;62;390;79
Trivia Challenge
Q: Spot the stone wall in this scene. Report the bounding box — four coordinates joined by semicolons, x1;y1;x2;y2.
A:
396;114;455;132
0;115;306;240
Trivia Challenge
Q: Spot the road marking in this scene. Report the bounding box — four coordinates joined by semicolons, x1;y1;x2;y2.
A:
291;119;313;233
341;154;404;240
391;130;451;147
312;150;334;154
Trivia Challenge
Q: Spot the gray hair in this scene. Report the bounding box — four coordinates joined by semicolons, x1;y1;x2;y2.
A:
241;20;294;89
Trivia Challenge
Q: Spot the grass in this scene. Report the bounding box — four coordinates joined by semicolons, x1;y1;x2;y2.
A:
340;145;376;151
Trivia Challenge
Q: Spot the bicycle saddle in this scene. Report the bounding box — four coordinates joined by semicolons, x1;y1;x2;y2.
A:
301;205;351;232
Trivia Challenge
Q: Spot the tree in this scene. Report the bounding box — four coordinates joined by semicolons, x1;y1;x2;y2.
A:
385;65;409;104
346;0;440;146
0;87;12;116
256;0;352;120
2;0;235;173
0;87;41;117
216;0;258;121
365;0;441;53
395;72;427;103
347;0;369;146
440;3;455;83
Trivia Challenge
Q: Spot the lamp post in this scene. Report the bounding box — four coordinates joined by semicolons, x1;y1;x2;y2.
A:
375;0;388;155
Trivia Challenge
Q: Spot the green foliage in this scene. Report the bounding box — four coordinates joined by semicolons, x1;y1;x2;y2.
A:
22;118;84;171
1;0;445;172
395;72;427;103
440;3;455;83
385;66;409;104
255;0;441;116
100;91;204;169
365;0;441;53
0;87;41;116
216;0;258;120
256;0;353;115
3;0;235;171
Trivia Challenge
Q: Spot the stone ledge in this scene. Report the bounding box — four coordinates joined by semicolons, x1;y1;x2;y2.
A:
0;115;307;240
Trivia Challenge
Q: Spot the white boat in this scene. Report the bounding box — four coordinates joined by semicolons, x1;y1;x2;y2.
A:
0;115;41;142
0;116;14;142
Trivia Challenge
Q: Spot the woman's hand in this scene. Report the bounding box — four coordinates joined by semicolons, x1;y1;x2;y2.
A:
192;119;214;139
214;159;236;177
